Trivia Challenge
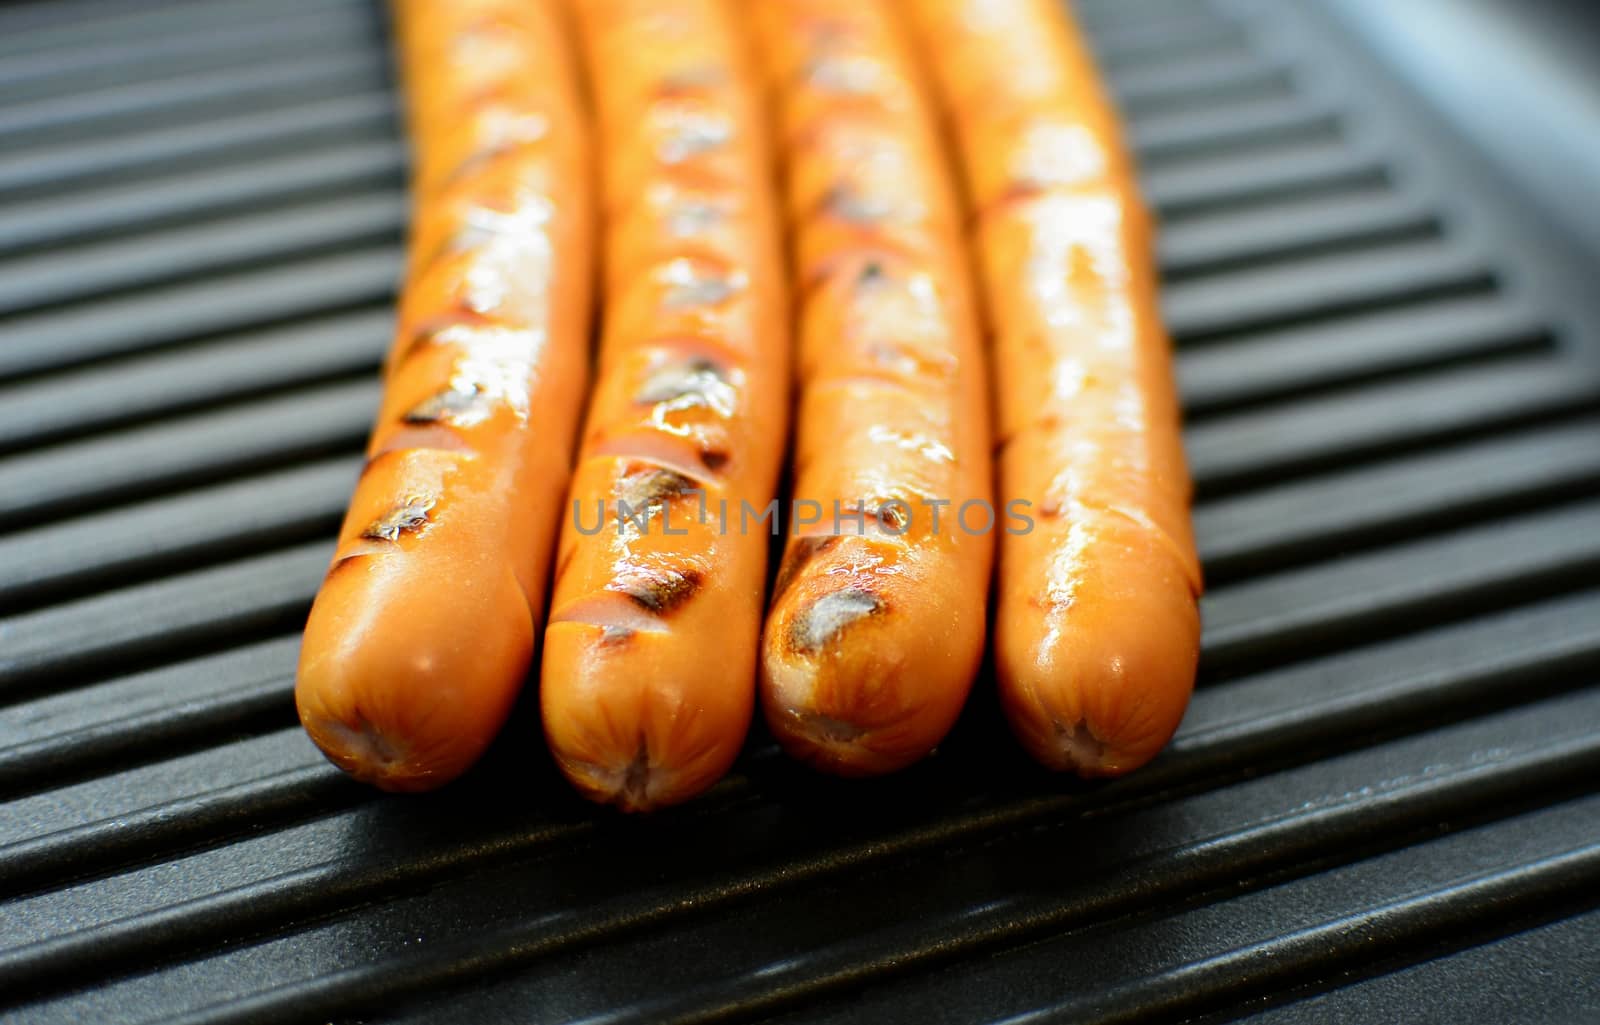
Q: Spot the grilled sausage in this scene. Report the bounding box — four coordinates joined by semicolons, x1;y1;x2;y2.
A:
294;0;593;791
751;0;992;775
906;0;1203;776
541;0;789;810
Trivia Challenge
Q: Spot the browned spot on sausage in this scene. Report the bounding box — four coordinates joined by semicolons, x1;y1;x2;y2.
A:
634;357;727;405
788;587;883;654
875;502;910;532
699;448;729;473
800;245;916;299
659;115;733;165
822;183;895;226
663;267;740;309
617;466;698;511
361;495;436;542
772;535;841;603
608;566;703;615
856;259;888;289
403;385;488;424
665;200;726;238
802;53;880;96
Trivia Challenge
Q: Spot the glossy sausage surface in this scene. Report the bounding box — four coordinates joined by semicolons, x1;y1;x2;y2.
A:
295;0;593;791
906;0;1203;776
541;0;789;810
752;0;993;775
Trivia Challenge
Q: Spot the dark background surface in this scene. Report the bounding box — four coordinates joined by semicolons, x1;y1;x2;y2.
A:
0;0;1598;1022
1333;0;1600;262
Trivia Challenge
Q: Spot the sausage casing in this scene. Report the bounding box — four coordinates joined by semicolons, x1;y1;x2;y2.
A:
752;0;993;775
906;0;1203;776
294;0;593;790
540;0;789;810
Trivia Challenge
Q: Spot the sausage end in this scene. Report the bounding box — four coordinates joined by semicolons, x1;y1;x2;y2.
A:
299;709;444;793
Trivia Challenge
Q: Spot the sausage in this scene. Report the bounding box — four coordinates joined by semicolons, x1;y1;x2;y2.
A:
751;0;993;775
540;0;789;810
294;0;593;791
905;0;1203;776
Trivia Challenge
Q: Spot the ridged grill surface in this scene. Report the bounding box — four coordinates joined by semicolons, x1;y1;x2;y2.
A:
1;0;1598;1022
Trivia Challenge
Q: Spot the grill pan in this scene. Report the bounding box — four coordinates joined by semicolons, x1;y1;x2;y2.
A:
1;0;1598;1022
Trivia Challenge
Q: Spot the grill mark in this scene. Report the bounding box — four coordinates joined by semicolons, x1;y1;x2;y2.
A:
665;199;727;238
608;566;704;615
403;385;488;424
822;183;897;226
361;495;437;542
663;268;741;309
618;467;699;510
612;466;703;534
801;244;917;299
875;501;910;532
773;535;842;604
857;259;888;288
634;357;728;405
802;54;882;96
788;587;884;653
659;115;733;165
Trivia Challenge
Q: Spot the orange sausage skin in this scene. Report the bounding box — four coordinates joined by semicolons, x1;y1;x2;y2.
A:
907;0;1203;776
294;0;593;791
540;0;789;810
752;0;993;776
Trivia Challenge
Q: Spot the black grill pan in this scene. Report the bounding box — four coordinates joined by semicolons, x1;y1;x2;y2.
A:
0;0;1597;1022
